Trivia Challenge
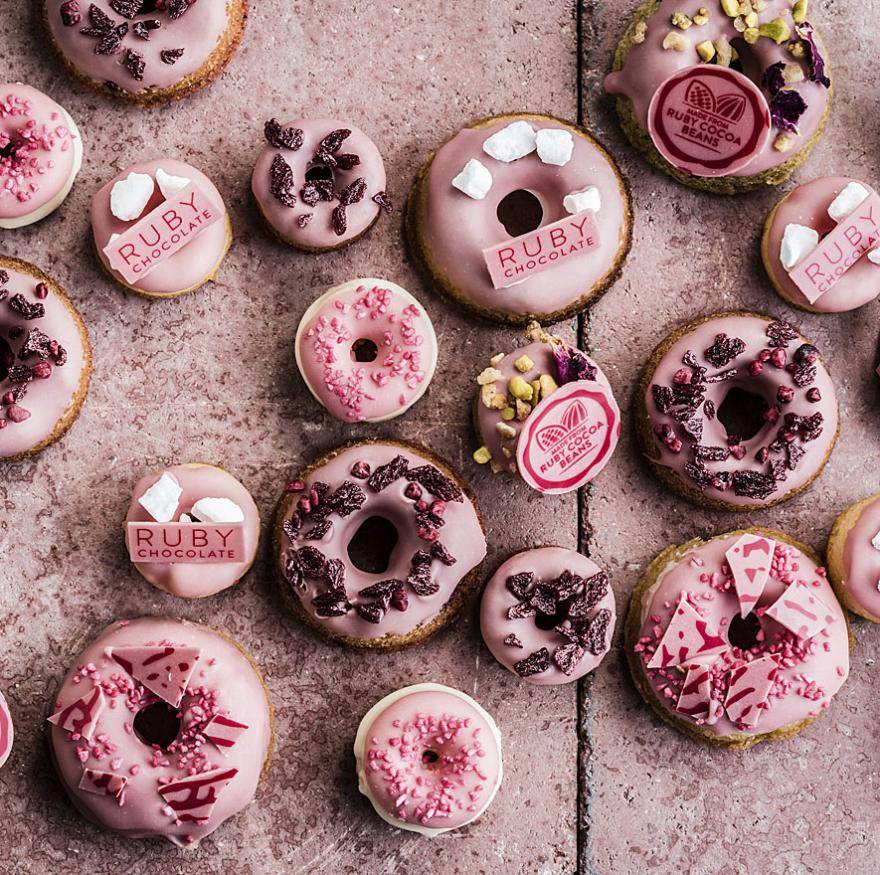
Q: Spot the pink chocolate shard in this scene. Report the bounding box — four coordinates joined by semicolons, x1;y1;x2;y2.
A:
47;686;105;740
765;581;833;640
79;768;128;802
647;598;728;669
725;533;775;618
159;766;239;824
204;713;249;755
724;655;778;728
675;661;720;724
110;646;201;707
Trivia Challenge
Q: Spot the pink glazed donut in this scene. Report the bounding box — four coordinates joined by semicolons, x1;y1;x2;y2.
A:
638;311;838;510
354;683;503;835
0;83;82;229
124;463;260;598
762;176;880;312
480;547;615;685
295;278;438;423
626;529;849;748
275;441;487;650
90;158;231;298
827;494;880;623
48;617;273;846
252;117;391;251
0;688;12;769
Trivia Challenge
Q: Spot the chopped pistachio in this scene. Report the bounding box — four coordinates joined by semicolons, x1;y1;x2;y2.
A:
782;62;805;84
744;10;758;26
696;39;716;60
473;446;492;465
693;9;710;25
714;35;733;66
773;133;796;152
508;376;534;401
480;383;497;407
733;15;747;32
792;0;808;24
671;11;693;28
514;354;534;373
489;352;504;366
477;367;503;385
529;380;542;404
515;399;531;421
490;393;509;410
730;45;739;60
787;40;807;58
632;20;648;43
743;26;759;43
759;17;791;43
490;459;503;474
738;1;751;13
720;0;740;16
500;405;516;421
539;373;559;398
496;422;517;439
501;446;512;458
662;30;689;51
753;0;766;8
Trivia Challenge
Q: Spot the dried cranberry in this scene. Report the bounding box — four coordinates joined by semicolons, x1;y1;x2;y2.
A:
404;465;463;502
704;333;746;367
330;205;347;236
748;361;763;377
350;461;371;479
160;48;184;65
264;118;304;151
5;405;30;424
766;321;799;348
338;178;367;206
514;648;550;678
367;455;409;492
794;343;819;365
777;386;794;404
8;294;44;321
269;154;297;208
404;481;422;501
34;283;49;299
60;0;81;26
806;387;821;403
286;479;305;493
372;191;394;213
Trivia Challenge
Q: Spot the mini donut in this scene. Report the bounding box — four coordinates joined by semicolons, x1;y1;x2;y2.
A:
251;118;391;252
826;494;880;623
124;463;260;598
0;84;82;229
354;683;503;835
406;113;632;325
48;617;273;846
295;278;438;423
480;547;615;685
274;440;487;650
0;255;92;461
636;311;838;510
0;688;12;769
762;176;880;312
90;158;231;298
625;528;849;748
43;0;248;107
605;1;833;193
472;321;620;493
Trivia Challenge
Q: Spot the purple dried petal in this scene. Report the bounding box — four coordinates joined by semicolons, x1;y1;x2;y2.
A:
430;541;457;566
553;642;586;676
761;61;786;96
770;88;807;134
355;602;384;624
296;546;327;578
796;22;830;88
506;572;535;600
704;333;746;368
553;344;597;384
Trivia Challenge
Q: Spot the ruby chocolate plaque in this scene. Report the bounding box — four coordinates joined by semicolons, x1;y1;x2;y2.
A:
103;182;224;285
647;65;771;177
516;380;620;494
483;210;601;289
127;522;246;564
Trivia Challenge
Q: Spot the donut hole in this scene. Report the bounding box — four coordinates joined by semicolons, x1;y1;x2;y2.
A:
496;189;544;237
305;165;334;183
351;338;379;363
534;606;568;631
133;0;160;13
421;748;441;766
729;38;762;82
347;515;399;574
0;338;13;383
133;701;181;750
717;386;768;443
727;611;762;651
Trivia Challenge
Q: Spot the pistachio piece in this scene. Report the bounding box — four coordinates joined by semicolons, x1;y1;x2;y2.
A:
753;0;766;9
489;352;504;366
508;376;534;402
733;16;747;32
489;459;503;474
473;446;492;464
632;20;648;43
514;354;535;373
539;373;559;398
792;0;808;24
743;26;759;43
720;0;740;16
501;406;516;421
490;393;509;411
662;30;689;51
738;1;752;13
477;367;503;385
693;6;710;24
744;10;758;26
496;422;517;439
671;11;693;28
787;40;807;58
515;399;531;421
759;17;791;43
714;35;733;66
782;62;805;84
773;133;796;152
530;379;542;403
696;39;716;61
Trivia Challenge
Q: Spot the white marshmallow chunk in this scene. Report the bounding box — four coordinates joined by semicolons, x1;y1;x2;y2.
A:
482;121;537;163
452;159;493;200
156;167;191;200
868;248;880;265
179;513;193;523
827;181;870;222
138;473;183;523
190;497;245;524
563;186;602;215
536;128;574;166
779;223;819;269
110;172;155;222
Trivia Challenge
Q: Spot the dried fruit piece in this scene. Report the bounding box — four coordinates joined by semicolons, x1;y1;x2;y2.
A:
355;602;384;624
704;333;745;367
132;19;161;39
8;294;45;321
269;154;297;208
312;591;350;617
314;128;351;164
167;0;191;19
514;647;550;678
338;178;367;206
503;633;524;649
324;480;366;517
123;48;145;81
766;321;798;348
109;0;141;18
372;191;393;213
264;118;304;151
80;5;128;55
404;465;463;502
407;550;439;596
160;48;184;65
330;205;347;236
17;328;52;360
296;546;327;578
367;455;409;492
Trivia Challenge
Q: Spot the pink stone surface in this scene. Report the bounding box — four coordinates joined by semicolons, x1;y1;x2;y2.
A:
1;2;877;874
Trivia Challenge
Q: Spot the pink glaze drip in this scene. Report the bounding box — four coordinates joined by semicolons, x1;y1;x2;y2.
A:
840;495;880;620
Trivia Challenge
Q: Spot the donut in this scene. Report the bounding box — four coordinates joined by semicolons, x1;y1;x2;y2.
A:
353;683;503;835
480;547;616;685
625;528;849;748
761;176;880;312
604;0;833;193
90;158;231;298
0;84;82;229
0;256;91;461
826;494;880;623
406;113;632;324
43;0;248;106
472;321;621;493
251;118;391;251
295;278;438;423
124;463;260;598
0;688;12;769
48;617;273;845
274;440;487;650
636;311;838;510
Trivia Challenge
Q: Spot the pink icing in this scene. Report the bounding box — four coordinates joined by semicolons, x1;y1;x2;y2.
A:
0;262;89;459
604;0;831;178
124;464;260;598
278;443;486;642
644;313;838;507
840;495;880;621
633;532;849;738
48;617;271;847
251;118;387;250
0;689;11;768
90;158;229;296
0;83;79;223
45;0;233;94
765;177;880;312
295;279;438;422
421;116;629;318
479;547;616;686
360;688;502;830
